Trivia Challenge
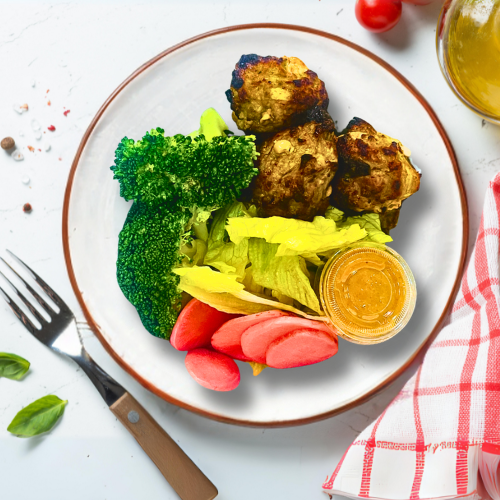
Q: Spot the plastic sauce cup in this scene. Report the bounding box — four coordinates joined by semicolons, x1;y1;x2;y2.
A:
320;242;416;345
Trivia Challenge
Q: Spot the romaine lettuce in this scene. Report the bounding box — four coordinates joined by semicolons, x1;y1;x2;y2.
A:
248;238;321;314
325;207;392;244
204;201;251;279
225;215;367;257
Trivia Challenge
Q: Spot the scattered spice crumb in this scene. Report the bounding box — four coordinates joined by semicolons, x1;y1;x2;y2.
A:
1;137;15;150
46;89;50;93
38;148;41;152
23;203;32;213
47;125;56;131
13;103;28;114
47;100;51;106
58;157;62;161
63;110;71;116
11;150;24;161
27;145;35;152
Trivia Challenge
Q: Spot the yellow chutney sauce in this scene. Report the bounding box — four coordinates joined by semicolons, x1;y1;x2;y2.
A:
320;244;416;344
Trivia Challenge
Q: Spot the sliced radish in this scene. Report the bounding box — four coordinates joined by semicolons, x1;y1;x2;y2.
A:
211;310;290;361
171;298;240;351
266;329;339;369
185;348;240;391
241;316;335;364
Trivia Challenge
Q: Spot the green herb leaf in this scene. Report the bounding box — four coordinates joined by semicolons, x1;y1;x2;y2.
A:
7;395;67;437
0;352;30;380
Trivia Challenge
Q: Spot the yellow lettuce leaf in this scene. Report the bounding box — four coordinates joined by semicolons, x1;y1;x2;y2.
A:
175;265;329;321
226;215;366;257
173;266;244;293
325;207;392;244
179;284;275;315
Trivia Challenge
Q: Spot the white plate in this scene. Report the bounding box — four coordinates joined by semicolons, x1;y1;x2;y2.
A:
63;24;467;426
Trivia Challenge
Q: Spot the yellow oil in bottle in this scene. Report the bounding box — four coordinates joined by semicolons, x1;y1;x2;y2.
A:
444;0;500;118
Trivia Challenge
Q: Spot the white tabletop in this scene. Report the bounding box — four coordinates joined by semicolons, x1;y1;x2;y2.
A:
1;2;499;499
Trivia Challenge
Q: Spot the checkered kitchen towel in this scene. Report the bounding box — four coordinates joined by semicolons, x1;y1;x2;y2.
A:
323;173;500;500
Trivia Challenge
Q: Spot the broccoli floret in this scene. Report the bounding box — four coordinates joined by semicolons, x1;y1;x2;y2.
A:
117;201;189;338
111;112;258;211
112;109;258;339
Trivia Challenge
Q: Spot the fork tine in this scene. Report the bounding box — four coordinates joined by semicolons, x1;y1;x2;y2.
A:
1;256;57;315
5;250;68;311
0;269;48;325
0;285;38;334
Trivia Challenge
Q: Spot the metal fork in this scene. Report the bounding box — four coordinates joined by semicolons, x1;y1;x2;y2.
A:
0;250;218;500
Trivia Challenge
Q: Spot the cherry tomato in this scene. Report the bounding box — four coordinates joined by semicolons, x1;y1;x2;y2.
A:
402;0;435;4
355;0;403;33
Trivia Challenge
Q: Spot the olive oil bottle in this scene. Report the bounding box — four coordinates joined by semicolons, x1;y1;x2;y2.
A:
438;0;500;122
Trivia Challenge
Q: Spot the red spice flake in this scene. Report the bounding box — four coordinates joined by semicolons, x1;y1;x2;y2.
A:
20;103;29;111
38;148;41;152
47;125;56;131
47;100;51;106
58;157;62;161
23;203;32;213
46;89;50;93
27;145;35;152
63;109;70;116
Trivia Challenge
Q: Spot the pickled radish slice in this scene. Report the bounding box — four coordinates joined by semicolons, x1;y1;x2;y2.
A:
185;348;240;391
171;298;240;351
266;329;338;369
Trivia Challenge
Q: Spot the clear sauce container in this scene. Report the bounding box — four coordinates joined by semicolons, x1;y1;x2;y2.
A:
320;243;416;344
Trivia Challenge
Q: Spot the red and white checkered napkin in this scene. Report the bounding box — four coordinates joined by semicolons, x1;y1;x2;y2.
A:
323;173;500;500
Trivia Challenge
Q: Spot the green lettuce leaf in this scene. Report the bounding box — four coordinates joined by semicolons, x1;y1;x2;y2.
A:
180;239;207;267
204;202;250;279
241;266;264;295
248;238;321;314
325;207;392;244
226;215;366;257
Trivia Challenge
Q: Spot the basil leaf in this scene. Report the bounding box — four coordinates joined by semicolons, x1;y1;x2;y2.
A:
0;352;30;380
7;395;67;437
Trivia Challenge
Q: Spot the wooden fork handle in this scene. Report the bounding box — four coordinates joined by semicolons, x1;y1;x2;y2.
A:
110;392;218;500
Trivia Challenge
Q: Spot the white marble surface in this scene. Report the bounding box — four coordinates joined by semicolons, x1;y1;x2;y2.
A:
0;2;499;499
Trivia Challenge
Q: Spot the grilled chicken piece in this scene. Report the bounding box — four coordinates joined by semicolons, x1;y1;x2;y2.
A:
251;108;337;221
330;118;421;230
225;54;329;135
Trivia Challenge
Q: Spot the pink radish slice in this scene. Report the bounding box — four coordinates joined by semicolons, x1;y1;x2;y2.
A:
185;348;240;391
241;316;335;364
170;298;241;351
266;329;339;369
211;310;290;361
